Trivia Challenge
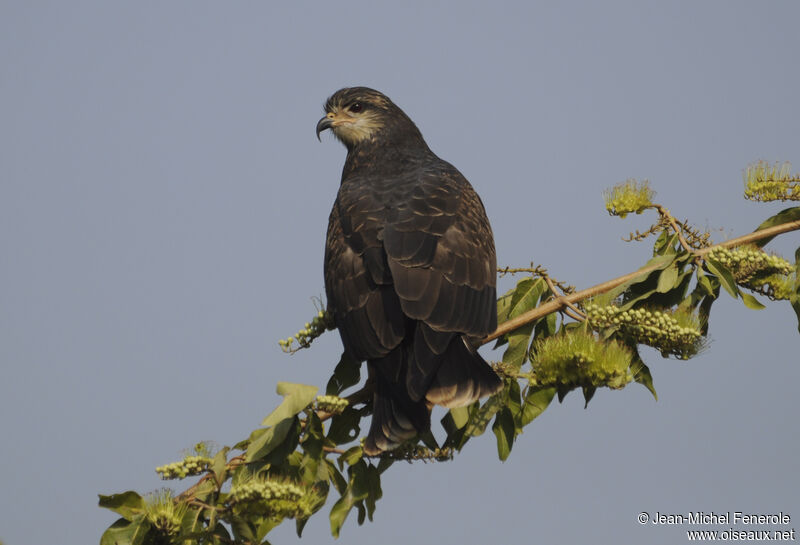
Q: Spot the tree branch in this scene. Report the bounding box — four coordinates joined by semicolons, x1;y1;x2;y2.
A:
481;218;800;345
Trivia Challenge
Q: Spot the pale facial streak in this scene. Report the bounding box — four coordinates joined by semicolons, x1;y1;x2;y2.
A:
326;107;385;147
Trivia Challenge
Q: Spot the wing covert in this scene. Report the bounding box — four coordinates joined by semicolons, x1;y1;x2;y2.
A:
383;166;497;337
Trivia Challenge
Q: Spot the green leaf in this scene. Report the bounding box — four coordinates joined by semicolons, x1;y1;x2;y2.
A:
329;461;370;538
500;278;546;367
705;257;740;299
491;408;515;461
616;256;677;309
302;411;324;450
507;277;547;318
231;517;258;543
376;457;394;474
99;516;150;545
606;255;676;304
630;357;657;400
696;269;715;296
98;492;145;520
449;406;470;429
753;206;800;248
296;514;312;538
465;391;506;437
246;382;317;462
326;352;361;395
502;323;535;368
179;506;206;540
656;264;679;293
356;501;367;526
263;382;319;426
556;385;571;403
441;403;475;450
740;291;766;310
652;229;673;256
327;459;347;494
518;386;556;427
211;447;229;484
644;253;680;271
338;446;363;467
534;310;558;340
582;386;597;408
246;416;300;463
506;379;522;431
792;247;800;333
326;406;362;445
364;465;382;521
496;285;516;324
256;518;280;542
211;522;232;543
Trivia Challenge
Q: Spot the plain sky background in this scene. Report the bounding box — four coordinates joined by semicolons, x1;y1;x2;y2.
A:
1;2;798;544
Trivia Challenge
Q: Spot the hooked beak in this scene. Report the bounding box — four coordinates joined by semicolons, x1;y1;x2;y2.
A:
316;115;334;141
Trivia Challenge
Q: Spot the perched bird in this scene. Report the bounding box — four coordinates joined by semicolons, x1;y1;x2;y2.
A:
317;87;502;455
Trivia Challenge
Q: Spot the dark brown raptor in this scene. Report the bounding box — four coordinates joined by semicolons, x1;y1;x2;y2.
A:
317;87;502;455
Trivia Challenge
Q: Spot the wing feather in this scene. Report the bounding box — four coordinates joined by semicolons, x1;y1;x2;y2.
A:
383;166;496;337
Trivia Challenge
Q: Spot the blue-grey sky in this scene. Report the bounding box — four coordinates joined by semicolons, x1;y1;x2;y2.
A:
1;2;798;544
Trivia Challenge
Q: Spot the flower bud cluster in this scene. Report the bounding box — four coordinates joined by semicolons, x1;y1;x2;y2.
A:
228;479;313;519
379;445;454;462
744;161;800;202
585;303;702;359
230;479;303;504
155;455;211;480
315;394;349;414
603;179;655;217
746;272;797;300
279;310;335;352
492;361;520;378
707;246;793;285
532;331;633;390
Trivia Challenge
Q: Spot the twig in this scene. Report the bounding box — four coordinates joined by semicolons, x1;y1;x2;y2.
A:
542;274;587;321
655;204;694;253
176;455;245;502
186;498;220;511
481;218;800;345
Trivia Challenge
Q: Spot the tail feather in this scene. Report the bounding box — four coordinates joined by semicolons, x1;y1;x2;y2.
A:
425;336;503;408
363;356;430;456
363;331;503;456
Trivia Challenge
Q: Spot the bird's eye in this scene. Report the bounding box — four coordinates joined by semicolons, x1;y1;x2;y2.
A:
349;102;363;113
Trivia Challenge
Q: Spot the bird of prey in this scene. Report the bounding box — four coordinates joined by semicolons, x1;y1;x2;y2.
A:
317;87;502;455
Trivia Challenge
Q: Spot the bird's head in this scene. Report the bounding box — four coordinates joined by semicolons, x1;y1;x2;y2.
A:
316;87;422;149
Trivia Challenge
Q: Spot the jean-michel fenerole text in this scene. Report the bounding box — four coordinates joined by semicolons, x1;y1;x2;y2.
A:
650;512;791;526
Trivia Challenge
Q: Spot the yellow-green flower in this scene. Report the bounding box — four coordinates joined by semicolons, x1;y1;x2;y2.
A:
604;179;655;217
744;161;800;202
532;331;633;389
144;489;187;537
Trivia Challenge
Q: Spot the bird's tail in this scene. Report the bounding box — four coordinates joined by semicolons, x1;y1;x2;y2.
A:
425;336;504;408
363;335;503;456
363;350;430;456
